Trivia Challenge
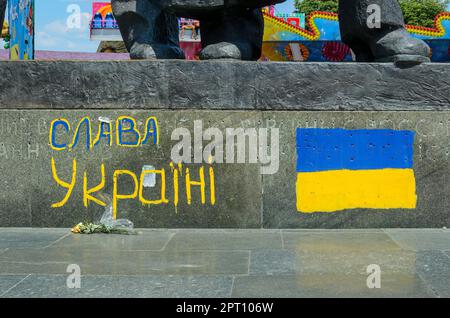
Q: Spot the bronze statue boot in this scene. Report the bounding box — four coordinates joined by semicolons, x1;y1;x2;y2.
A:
338;0;430;64
371;27;430;63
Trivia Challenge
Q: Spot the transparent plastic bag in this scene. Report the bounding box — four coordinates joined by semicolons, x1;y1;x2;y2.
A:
98;192;135;234
71;193;136;235
99;203;135;233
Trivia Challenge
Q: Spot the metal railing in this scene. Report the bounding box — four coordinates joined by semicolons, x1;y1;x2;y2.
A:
90;20;119;30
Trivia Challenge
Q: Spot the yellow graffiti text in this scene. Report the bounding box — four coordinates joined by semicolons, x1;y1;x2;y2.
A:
51;157;77;208
50;159;216;219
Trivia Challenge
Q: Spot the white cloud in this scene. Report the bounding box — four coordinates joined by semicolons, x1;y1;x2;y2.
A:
43;20;69;35
33;0;99;52
36;31;58;47
37;11;96;52
66;40;77;49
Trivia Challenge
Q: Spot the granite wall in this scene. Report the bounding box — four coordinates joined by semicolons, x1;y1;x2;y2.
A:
0;61;448;228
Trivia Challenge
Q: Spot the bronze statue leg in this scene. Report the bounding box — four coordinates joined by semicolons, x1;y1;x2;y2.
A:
199;7;264;61
339;0;430;63
111;0;185;59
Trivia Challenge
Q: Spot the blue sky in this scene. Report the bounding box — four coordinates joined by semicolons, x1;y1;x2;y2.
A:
32;0;295;52
35;0;99;52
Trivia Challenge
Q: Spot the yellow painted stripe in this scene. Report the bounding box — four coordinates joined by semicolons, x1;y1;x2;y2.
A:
296;169;417;213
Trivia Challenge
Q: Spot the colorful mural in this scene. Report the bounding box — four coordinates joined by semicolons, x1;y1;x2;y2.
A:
92;2;112;18
262;40;353;62
91;2;117;29
295;128;417;213
262;11;450;62
8;0;34;60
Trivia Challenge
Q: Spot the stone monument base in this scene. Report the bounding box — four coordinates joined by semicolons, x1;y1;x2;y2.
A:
0;61;448;228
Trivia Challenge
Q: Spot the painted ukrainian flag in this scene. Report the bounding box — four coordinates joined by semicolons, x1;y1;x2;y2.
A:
296;128;417;213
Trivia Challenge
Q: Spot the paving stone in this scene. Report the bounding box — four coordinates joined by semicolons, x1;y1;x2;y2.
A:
51;230;176;251
415;251;450;297
231;274;435;298
384;230;450;251
0;275;28;296
282;232;417;275
2;274;233;298
249;249;297;275
0;248;249;275
0;228;69;248
282;232;403;253
165;230;282;250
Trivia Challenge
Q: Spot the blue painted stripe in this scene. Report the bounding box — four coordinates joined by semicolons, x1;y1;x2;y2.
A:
296;128;415;172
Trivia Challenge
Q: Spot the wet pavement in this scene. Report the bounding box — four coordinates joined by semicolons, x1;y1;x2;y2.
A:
0;228;449;298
